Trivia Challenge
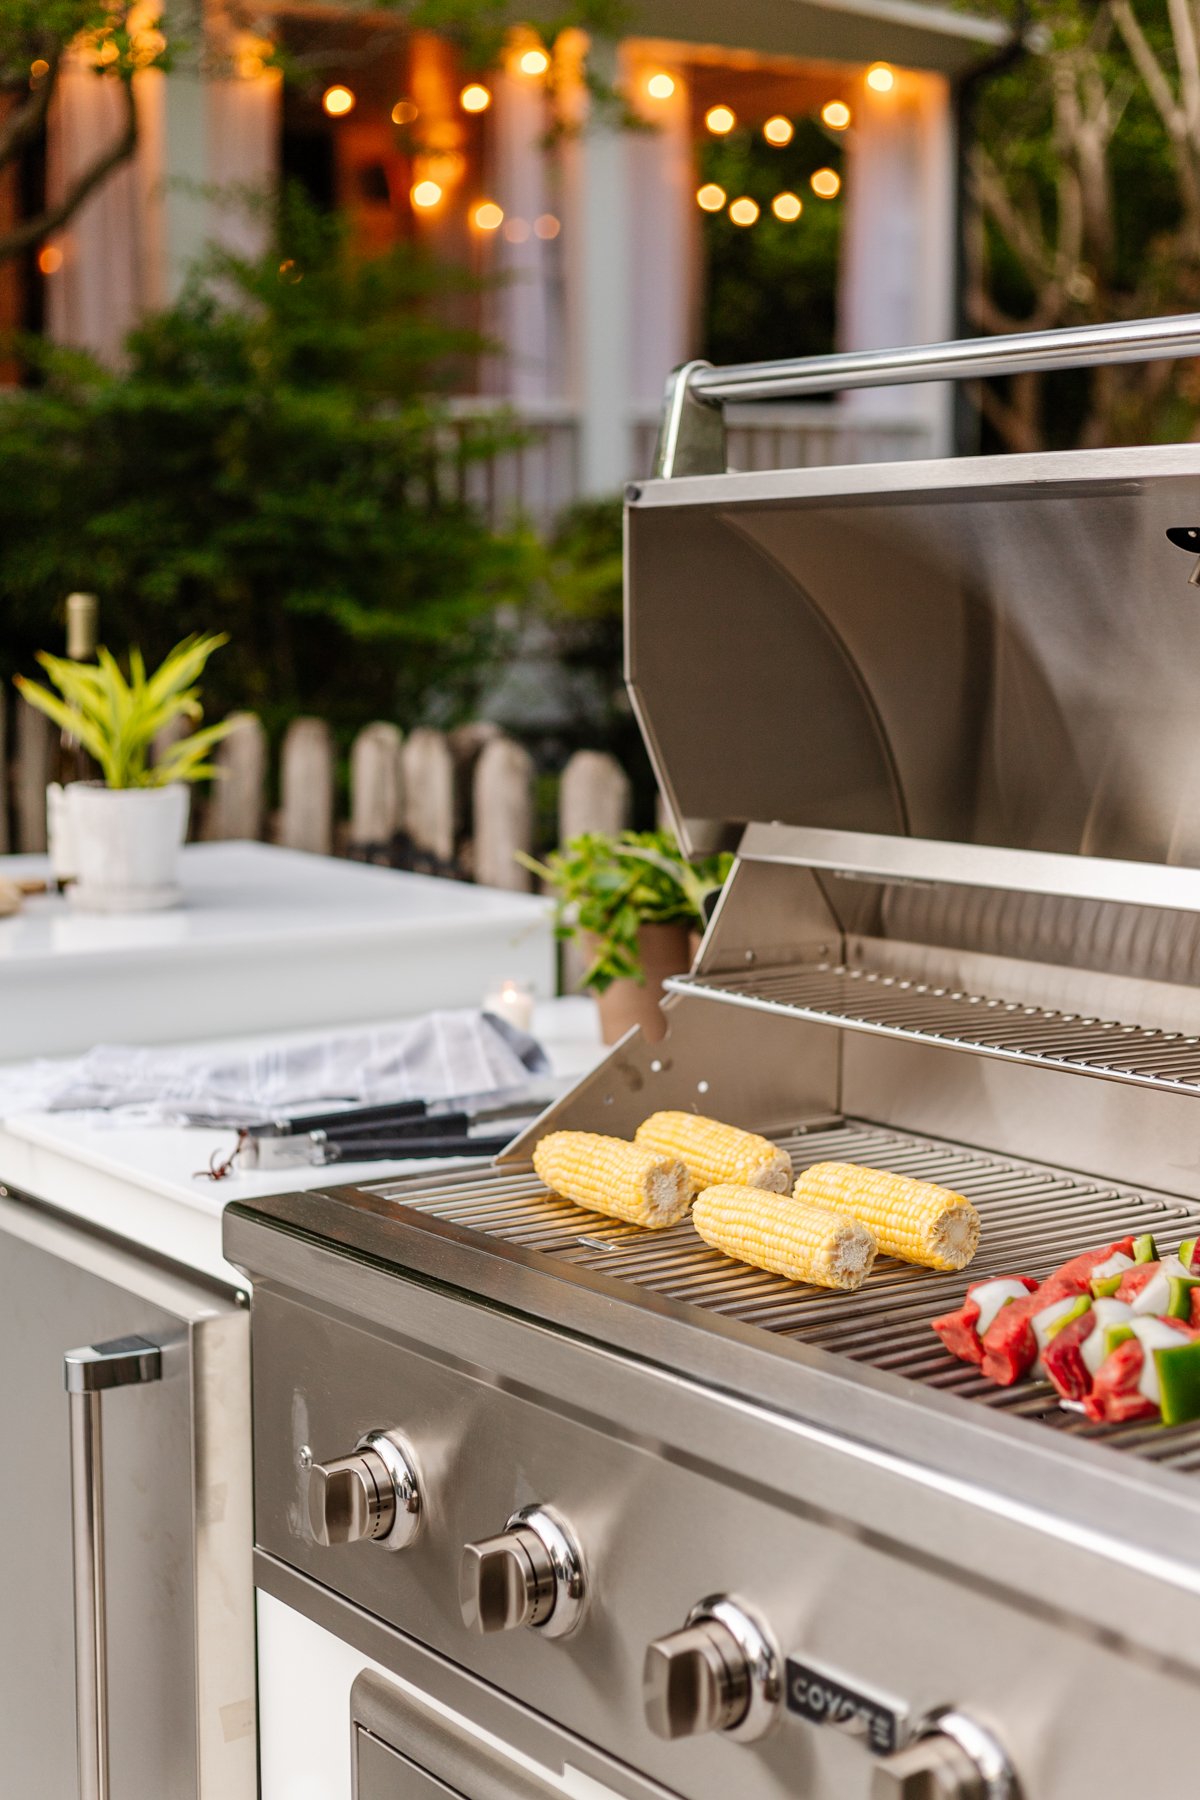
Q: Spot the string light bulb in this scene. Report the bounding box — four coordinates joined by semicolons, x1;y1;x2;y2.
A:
811;167;841;198
411;179;444;209
460;83;491;113
37;244;62;274
822;100;851;129
519;46;550;76
534;213;561;239
866;62;895;92
772;192;803;221
705;104;736;134
30;58;49;78
473;201;504;231
763;115;793;146
391;99;418;124
696;183;726;212
647;72;675;99
729;196;760;226
322;85;355;117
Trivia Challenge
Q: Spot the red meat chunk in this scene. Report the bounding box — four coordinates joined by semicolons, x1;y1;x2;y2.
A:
1041;1311;1097;1401
931;1275;1039;1367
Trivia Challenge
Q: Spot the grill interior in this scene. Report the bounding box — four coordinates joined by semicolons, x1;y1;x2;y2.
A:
381;1120;1200;1473
667;964;1200;1097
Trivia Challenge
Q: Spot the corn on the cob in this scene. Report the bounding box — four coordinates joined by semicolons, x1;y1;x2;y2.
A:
692;1183;877;1290
532;1131;692;1229
795;1162;980;1271
634;1111;791;1194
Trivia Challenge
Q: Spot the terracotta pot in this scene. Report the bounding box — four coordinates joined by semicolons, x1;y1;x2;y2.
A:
593;921;693;1045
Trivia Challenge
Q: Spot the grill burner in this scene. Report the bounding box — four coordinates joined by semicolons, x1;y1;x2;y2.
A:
384;1120;1200;1471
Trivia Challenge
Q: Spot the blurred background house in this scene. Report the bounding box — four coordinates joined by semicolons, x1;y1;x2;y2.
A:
4;0;1006;522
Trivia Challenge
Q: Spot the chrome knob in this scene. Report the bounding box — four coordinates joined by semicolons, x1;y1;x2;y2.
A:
460;1505;586;1638
306;1429;422;1552
644;1597;781;1744
872;1714;1015;1800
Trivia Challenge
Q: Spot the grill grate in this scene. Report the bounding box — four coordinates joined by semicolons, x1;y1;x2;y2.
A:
381;1121;1200;1473
666;963;1200;1098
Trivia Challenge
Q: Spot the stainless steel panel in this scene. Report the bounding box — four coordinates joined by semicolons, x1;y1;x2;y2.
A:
240;1247;1200;1800
0;1193;255;1800
625;447;1200;864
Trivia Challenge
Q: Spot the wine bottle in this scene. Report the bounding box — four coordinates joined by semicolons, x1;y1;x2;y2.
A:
59;591;98;785
47;592;99;888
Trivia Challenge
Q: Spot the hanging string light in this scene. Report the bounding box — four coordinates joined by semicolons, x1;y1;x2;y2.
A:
392;99;418;124
866;63;895;91
322;85;355;117
696;183;727;212
460;83;491;113
810;168;841;199
705;104;736;134
519;46;550;76
763;116;793;146
473;201;504;231
729;196;760;226
822;100;851;129
647;72;675;99
772;192;803;221
412;179;444;209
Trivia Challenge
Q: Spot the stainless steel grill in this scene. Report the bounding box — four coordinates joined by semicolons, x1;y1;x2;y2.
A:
390;1119;1200;1468
229;318;1200;1800
667;965;1200;1096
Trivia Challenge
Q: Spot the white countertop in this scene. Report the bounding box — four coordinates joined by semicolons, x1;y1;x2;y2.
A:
0;999;602;1289
0;843;554;1057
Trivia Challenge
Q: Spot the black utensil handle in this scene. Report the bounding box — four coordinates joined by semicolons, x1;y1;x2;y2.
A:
326;1132;512;1163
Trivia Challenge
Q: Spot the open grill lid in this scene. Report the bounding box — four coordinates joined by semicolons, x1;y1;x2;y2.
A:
626;317;1200;882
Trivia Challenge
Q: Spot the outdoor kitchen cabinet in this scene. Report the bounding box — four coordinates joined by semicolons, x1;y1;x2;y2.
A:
0;1190;254;1800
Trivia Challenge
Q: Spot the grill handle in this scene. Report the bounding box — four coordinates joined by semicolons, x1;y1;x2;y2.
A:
654;311;1200;476
65;1335;164;1800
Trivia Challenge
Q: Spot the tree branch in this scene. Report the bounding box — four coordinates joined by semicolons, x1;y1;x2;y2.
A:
0;45;62;168
969;144;1053;289
0;75;137;265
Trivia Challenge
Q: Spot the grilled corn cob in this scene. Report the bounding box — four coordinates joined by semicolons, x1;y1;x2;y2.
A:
795;1162;980;1271
692;1183;877;1290
634;1111;791;1193
532;1131;692;1228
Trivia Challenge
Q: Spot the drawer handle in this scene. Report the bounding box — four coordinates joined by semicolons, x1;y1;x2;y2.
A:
64;1336;163;1800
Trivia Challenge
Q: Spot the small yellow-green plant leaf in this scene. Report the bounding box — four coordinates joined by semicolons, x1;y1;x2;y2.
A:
13;676;117;783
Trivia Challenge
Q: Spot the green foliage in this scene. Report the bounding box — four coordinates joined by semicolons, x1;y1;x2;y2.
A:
519;829;733;993
699;119;843;366
968;0;1200;447
14;633;234;789
0;192;539;741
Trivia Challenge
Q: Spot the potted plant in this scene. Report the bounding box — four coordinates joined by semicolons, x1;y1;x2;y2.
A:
520;829;733;1044
14;634;235;912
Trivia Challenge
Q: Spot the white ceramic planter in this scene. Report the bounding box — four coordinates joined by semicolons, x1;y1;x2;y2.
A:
65;783;190;912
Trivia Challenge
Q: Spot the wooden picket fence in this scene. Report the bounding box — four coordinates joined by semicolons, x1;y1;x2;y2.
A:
0;699;634;890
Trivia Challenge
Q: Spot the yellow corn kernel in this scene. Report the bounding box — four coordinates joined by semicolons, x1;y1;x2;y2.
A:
635;1111;791;1193
532;1130;691;1228
795;1162;979;1271
692;1183;877;1289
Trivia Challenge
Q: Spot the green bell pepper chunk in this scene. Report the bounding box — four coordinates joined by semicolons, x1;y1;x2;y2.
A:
1133;1233;1159;1264
1155;1339;1200;1426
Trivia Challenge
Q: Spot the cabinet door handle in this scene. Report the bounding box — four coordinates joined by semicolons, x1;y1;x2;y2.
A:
64;1336;163;1800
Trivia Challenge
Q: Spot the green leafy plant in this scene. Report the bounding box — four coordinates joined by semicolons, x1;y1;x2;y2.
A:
14;633;235;789
519;829;733;994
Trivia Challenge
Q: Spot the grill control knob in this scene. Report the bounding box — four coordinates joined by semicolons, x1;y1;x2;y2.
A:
644;1597;781;1743
306;1429;422;1552
871;1713;1015;1800
459;1505;586;1638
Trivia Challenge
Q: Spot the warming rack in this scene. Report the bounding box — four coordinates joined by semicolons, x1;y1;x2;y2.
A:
380;1120;1200;1474
665;965;1200;1096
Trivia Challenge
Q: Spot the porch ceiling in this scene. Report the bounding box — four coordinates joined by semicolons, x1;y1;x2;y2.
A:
556;0;1009;76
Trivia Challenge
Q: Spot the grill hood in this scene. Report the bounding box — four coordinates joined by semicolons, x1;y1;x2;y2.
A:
626;443;1200;871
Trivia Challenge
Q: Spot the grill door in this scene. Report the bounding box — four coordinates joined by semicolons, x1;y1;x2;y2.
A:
351;1671;600;1800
